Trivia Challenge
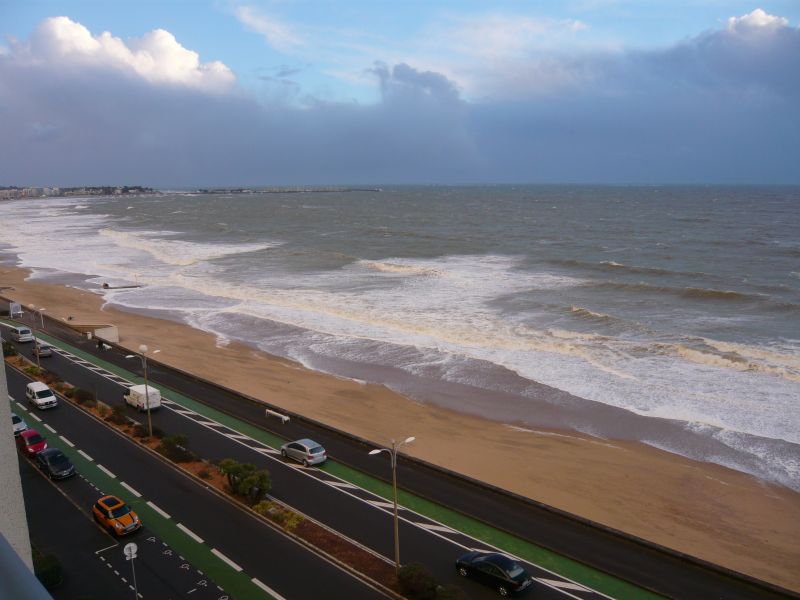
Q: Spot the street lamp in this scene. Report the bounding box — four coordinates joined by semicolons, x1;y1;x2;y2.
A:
125;344;160;438
28;305;46;370
369;435;415;575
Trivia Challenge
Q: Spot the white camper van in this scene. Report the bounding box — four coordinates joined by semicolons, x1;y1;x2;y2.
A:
9;326;34;343
123;384;162;412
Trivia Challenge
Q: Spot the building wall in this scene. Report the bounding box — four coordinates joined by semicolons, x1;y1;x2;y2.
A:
0;355;33;569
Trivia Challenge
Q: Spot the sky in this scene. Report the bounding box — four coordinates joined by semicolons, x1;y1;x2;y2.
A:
1;1;799;186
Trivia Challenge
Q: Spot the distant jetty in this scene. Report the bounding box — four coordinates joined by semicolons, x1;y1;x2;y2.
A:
192;187;383;194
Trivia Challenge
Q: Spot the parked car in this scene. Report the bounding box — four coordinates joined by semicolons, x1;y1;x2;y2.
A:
455;551;533;597
26;381;58;410
35;448;76;480
280;438;327;467
92;495;141;536
16;429;47;456
8;325;34;343
11;412;28;436
33;339;54;358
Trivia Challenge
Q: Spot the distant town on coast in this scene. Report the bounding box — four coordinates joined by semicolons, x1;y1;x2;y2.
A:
0;185;381;200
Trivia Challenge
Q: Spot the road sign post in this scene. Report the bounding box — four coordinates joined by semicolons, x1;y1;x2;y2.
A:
123;542;139;599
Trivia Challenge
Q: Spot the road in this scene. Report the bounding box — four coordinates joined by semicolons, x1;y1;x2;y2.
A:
8;367;390;600
6;317;797;600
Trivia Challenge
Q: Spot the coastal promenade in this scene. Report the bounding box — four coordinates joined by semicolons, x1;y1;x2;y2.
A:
5;312;797;600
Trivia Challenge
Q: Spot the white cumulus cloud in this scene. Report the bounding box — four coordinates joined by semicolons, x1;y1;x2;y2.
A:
21;16;235;92
727;8;789;33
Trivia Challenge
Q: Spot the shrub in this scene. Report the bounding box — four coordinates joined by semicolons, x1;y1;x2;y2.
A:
41;372;61;386
151;426;166;439
33;548;63;590
97;404;110;418
24;365;42;377
435;584;470;600
218;458;271;504
398;563;437;600
63;387;74;399
198;467;212;479
252;500;304;530
157;434;196;463
131;423;149;438
73;389;94;404
2;340;16;357
107;404;129;425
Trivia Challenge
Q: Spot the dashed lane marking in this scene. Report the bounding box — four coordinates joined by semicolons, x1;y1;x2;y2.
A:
29;413;42;422
146;501;171;519
97;464;117;479
252;577;288;600
211;548;242;572
177;523;204;544
120;481;142;498
78;449;94;461
60;435;75;447
43;423;56;433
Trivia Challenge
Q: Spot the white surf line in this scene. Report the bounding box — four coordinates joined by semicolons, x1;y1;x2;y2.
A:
146;501;171;519
252;578;288;600
211;548;242;572
177;523;204;544
60;435;75;447
43;423;57;433
78;449;94;461
97;464;117;479
120;481;142;498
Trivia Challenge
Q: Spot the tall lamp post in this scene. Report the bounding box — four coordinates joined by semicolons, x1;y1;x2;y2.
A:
28;305;46;370
125;345;159;438
369;436;415;575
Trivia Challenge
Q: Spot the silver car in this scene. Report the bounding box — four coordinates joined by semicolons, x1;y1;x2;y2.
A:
11;412;28;436
33;339;53;358
280;438;327;467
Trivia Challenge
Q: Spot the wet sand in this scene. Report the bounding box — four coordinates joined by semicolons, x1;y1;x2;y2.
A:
2;265;799;591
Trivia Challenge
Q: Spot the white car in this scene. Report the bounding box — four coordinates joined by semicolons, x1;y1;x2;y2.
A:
11;412;28;436
26;381;58;410
280;438;327;467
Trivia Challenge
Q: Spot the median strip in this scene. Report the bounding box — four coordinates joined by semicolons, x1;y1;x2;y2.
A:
146;501;171;520
177;523;204;544
211;548;243;572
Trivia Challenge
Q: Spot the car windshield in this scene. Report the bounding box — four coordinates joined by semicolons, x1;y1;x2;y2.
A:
310;446;324;454
48;454;70;468
505;564;526;578
26;434;44;445
110;504;132;519
36;390;54;399
12;415;22;424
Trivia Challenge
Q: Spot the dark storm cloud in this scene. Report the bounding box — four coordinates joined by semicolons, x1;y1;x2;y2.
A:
1;11;798;186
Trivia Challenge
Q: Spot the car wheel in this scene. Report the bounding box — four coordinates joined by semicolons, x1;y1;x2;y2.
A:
497;586;509;597
457;567;468;577
302;459;309;467
281;449;287;458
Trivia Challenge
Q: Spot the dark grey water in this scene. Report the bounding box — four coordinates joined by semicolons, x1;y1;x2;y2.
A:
2;186;798;488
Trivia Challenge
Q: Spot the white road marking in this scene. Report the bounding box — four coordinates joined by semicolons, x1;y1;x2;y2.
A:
326;481;358;489
146;501;171;519
177;523;204;544
15;402;25;410
537;579;590;592
415;522;455;534
78;450;94;461
254;447;279;455
367;500;396;509
225;433;251;440
120;481;142;498
60;435;75;447
195;420;221;428
252;577;288;599
43;423;56;433
29;413;42;422
211;548;242;572
97;464;116;479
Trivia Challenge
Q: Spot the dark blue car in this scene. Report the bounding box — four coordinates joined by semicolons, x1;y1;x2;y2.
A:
456;551;532;596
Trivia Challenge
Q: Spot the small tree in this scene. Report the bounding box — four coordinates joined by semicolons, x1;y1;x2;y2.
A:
108;404;128;425
157;434;196;462
398;563;437;600
217;459;271;504
2;340;16;357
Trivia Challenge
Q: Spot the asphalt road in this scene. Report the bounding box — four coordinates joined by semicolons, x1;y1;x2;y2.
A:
6;317;797;600
8;367;390;600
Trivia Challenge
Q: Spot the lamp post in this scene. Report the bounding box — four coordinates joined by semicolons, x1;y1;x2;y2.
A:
28;305;46;370
369;436;415;575
125;345;159;438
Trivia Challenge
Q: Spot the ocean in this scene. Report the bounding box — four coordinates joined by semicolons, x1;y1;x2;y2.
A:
1;185;798;489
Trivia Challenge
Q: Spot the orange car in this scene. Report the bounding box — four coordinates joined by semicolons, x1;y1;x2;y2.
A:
92;495;141;536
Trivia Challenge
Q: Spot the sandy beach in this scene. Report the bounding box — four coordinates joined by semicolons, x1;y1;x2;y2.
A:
2;265;799;591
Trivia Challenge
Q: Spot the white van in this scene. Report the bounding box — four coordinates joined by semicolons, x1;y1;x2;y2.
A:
123;384;161;412
9;326;34;343
26;381;58;410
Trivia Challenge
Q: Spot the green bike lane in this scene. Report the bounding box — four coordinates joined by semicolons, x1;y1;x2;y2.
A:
27;329;660;600
10;397;271;600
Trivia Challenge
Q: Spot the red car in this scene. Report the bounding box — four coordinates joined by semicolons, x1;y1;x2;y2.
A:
17;429;47;456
